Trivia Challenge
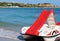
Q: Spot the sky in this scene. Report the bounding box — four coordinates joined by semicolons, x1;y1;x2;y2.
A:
0;0;60;7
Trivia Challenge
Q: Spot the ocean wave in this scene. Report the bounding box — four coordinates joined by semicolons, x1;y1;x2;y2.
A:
0;28;20;40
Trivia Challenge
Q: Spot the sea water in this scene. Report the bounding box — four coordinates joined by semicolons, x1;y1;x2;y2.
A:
0;8;60;41
0;8;60;31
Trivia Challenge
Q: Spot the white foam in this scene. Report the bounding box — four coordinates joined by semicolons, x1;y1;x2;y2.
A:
0;28;20;40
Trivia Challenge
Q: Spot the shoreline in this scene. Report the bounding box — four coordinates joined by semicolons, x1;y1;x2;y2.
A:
0;7;59;8
0;2;58;8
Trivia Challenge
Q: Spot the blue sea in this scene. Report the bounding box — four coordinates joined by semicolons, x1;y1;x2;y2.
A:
0;8;60;32
0;8;60;41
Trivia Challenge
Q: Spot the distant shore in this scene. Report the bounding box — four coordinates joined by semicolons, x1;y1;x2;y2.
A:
0;2;58;8
0;7;59;8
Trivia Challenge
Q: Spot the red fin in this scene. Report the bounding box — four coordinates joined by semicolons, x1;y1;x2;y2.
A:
55;30;59;33
47;32;52;36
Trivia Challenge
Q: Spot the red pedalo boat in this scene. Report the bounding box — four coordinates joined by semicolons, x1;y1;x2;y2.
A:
21;9;60;41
